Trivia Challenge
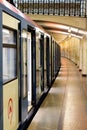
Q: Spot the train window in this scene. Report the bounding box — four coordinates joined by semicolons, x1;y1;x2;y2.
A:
3;28;17;83
3;28;16;44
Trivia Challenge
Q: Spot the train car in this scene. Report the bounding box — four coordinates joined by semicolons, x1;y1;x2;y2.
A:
0;1;37;130
0;1;61;130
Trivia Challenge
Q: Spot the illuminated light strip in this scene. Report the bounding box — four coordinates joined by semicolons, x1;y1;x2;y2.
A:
40;23;69;30
47;30;69;35
48;28;84;39
71;34;83;39
78;30;86;35
71;27;78;32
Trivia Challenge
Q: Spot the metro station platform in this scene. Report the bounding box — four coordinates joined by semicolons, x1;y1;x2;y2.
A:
27;57;87;130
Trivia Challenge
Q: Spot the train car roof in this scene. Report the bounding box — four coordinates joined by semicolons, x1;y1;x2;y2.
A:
0;0;48;34
0;0;38;27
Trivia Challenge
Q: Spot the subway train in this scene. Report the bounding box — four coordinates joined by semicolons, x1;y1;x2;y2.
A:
0;0;61;130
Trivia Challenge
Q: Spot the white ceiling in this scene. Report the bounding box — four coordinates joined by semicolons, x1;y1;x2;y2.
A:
27;14;87;43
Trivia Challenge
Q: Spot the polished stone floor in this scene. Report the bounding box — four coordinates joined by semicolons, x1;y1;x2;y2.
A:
27;57;87;130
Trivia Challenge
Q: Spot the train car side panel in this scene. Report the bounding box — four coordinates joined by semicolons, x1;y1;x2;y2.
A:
3;80;18;130
2;12;20;130
3;12;19;29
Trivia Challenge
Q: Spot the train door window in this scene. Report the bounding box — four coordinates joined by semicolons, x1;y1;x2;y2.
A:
46;37;50;87
22;30;32;109
44;36;47;91
22;30;27;98
36;32;42;100
52;40;54;80
3;28;17;83
40;37;43;91
54;42;56;76
49;38;52;84
27;32;32;109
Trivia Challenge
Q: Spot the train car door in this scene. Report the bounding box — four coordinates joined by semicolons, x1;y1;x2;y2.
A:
21;29;28;121
21;26;36;121
21;29;32;120
36;32;44;101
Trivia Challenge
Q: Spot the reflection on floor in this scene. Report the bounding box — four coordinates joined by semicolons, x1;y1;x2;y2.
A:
27;57;87;130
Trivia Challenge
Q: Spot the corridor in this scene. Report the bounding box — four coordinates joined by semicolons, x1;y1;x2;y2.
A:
27;57;87;130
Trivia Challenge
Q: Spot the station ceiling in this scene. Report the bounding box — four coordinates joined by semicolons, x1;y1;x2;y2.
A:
27;14;87;43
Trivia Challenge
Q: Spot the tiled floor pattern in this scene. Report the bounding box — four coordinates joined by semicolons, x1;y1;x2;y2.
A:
27;58;87;130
